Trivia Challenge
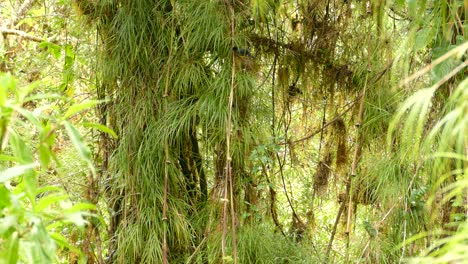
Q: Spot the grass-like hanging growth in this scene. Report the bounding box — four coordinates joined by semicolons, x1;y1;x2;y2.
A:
92;0;267;262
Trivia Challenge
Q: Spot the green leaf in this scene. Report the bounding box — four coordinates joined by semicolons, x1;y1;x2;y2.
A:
38;144;52;169
23;169;38;201
0;154;19;162
65;202;96;213
63;100;101;119
49;232;78;251
9;132;34;163
0;73;17;93
0;185;11;210
414;28;433;51
82;122;118;138
64;212;88;227
36;193;69;212
39;41;61;59
29;221;56;262
64;44;75;58
0;215;17;236
63;121;92;162
0;163;35;182
17;80;41;102
24;93;64;102
0;74;17;106
5;231;19;264
9;104;42;128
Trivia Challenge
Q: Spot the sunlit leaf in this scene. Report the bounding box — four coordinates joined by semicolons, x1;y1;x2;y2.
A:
49;232;80;252
9;132;34;163
29;221;56;263
0;163;35;183
39;41;61;59
82;122;118;138
64;212;88;227
36;193;69;212
0;215;17;235
0;154;19;162
38;144;52;169
65;202;96;213
63;100;101;119
5;231;19;264
9;104;42;128
24;93;64;102
0;185;11;210
63;121;92;162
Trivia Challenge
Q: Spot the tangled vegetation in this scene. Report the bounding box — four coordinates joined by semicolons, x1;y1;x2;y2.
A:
0;0;466;263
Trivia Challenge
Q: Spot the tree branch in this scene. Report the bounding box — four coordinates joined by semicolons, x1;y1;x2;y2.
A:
1;28;47;42
278;98;357;145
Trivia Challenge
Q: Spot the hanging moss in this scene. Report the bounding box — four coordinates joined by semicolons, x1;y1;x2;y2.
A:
313;151;333;196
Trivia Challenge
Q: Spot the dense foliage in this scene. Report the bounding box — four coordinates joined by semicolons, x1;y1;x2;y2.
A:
1;0;466;263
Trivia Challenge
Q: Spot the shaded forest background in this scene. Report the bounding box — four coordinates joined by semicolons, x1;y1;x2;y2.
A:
0;0;467;263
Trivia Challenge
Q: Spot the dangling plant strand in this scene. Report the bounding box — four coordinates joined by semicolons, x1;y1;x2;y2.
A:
345;47;370;262
161;4;177;263
221;3;238;263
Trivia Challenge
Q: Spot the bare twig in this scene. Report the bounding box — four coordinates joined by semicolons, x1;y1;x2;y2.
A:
262;164;286;237
222;3;237;263
185;237;208;264
161;10;177;264
324;201;346;263
1;28;47;42
280;99;357;145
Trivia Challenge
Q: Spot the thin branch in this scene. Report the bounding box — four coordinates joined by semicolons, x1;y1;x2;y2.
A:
262;164;285;237
185;237;208;264
161;9;177;264
324;201;346;263
1;28;48;42
455;12;464;37
279;99;357;145
222;3;238;263
276;149;302;224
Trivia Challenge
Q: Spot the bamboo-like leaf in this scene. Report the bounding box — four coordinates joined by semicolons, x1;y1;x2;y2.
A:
63;121;92;162
63;100;101;119
36;193;69;212
17;81;41;102
0;163;35;183
0;154;19;162
49;232;80;252
387;86;436;156
0;185;11;210
9;132;34;163
9;104;42;128
82;122;118;138
24;93;64;102
5;231;19;264
64;212;88;227
38;144;52;169
65;202;96;213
